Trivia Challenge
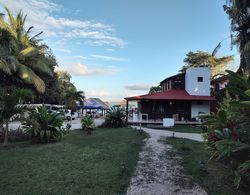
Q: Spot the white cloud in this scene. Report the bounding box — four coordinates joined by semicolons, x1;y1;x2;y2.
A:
124;83;152;91
0;0;126;47
90;54;125;62
86;90;111;98
61;62;120;76
53;48;71;53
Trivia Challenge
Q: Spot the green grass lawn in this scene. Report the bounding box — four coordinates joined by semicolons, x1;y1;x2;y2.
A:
0;128;146;194
165;137;249;195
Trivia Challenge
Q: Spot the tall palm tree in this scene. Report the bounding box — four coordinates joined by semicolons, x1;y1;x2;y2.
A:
0;88;33;145
64;90;85;114
224;0;250;73
0;7;52;93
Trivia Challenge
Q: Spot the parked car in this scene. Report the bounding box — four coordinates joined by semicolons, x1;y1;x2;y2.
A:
63;109;78;121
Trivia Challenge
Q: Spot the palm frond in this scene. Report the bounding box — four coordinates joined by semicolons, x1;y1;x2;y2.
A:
19;46;36;57
17;63;45;93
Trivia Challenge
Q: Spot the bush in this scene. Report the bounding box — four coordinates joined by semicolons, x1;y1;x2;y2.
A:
102;107;126;128
201;71;250;189
0;128;28;142
81;116;94;135
22;105;66;143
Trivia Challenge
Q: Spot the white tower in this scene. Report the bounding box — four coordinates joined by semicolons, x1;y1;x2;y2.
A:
185;66;211;96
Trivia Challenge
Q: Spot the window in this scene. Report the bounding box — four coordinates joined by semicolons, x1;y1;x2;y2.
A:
197;77;203;82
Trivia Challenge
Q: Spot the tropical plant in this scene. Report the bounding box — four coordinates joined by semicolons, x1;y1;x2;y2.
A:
81;116;94;135
0;88;32;145
23;105;65;143
223;0;250;73
0;7;53;93
201;70;250;188
64;90;85;115
103;107;126;128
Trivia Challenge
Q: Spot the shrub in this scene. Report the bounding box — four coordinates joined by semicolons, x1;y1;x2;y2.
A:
201;71;250;189
23;105;66;143
102;107;126;128
81;116;94;135
0;128;28;142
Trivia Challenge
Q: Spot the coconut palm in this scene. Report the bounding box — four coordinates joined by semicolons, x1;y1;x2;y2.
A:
0;88;32;145
0;7;52;93
223;0;250;73
64;90;85;113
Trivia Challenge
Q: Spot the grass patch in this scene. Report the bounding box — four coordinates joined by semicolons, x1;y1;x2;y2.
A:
165;137;249;195
0;128;146;194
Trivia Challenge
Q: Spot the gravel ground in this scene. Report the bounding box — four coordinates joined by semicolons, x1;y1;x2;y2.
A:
127;126;207;195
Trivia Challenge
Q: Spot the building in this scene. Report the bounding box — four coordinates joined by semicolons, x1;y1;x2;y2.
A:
125;66;215;123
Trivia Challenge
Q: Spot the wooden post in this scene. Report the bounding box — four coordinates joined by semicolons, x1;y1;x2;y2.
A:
126;100;129;123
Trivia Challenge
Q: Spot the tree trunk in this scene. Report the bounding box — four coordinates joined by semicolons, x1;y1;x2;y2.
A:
238;53;250;74
3;121;9;146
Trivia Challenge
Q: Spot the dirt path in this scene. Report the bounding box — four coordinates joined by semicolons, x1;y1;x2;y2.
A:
127;127;207;195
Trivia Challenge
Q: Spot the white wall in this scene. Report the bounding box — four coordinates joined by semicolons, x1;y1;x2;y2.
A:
191;101;210;118
185;67;211;96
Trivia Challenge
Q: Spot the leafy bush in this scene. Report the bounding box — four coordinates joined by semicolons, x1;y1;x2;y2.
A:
201;70;250;188
81;116;94;135
102;107;126;128
23;105;66;143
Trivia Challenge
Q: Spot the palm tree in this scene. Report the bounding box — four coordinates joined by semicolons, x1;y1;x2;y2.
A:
0;88;33;145
64;90;85;116
223;0;250;73
0;7;52;93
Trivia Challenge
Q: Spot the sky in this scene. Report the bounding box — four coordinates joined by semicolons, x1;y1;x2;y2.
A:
0;0;239;102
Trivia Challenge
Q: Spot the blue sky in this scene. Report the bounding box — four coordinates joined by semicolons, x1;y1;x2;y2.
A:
0;0;239;101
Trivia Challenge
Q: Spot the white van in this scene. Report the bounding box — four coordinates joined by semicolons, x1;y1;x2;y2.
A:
20;104;78;121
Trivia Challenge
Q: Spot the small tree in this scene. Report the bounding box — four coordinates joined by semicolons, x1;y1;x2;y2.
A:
81;116;94;135
149;85;162;94
180;51;234;77
0;88;32;145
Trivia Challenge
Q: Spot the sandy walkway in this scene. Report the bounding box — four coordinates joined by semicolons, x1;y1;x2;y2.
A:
127;127;207;195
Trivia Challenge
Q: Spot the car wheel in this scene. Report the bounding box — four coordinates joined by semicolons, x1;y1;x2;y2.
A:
66;116;71;121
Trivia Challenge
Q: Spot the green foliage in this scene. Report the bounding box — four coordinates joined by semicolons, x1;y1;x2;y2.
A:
0;88;32;145
224;0;250;72
180;51;234;76
103;107;126;128
81;116;94;135
201;70;250;188
166;137;249;195
149;85;162;94
0;7;53;93
23;105;66;143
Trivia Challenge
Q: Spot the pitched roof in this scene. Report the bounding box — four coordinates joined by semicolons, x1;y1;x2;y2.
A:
77;98;110;109
125;89;215;101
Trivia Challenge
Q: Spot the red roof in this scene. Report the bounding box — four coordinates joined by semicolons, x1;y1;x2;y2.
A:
125;89;215;101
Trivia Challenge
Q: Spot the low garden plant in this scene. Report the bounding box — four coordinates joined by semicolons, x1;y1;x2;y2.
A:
102;107;126;128
81;115;95;135
23;105;66;143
